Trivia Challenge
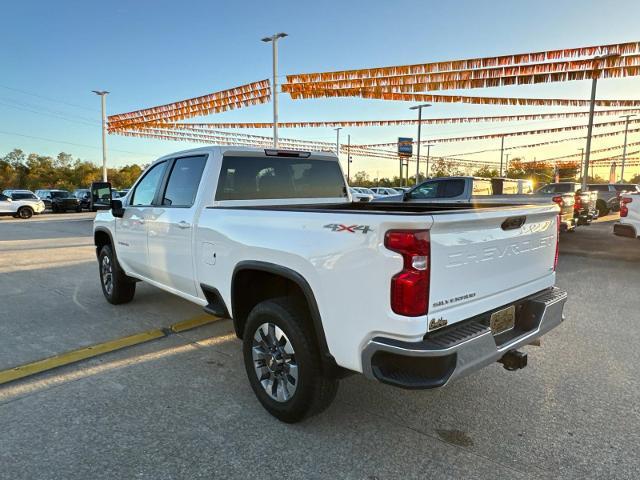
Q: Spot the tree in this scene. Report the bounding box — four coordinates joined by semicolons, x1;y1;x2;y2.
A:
472;165;500;178
430;158;464;178
506;158;554;185
630;173;640;184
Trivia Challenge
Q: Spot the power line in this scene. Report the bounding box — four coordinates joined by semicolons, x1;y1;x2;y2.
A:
0;101;100;127
0;84;98;113
0;96;101;124
0;130;155;157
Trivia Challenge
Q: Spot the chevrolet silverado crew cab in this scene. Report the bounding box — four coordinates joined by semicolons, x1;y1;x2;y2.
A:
93;146;567;422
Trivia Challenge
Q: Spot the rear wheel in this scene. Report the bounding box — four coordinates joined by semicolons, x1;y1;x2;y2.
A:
242;298;338;423
75;205;82;213
98;244;136;304
596;200;609;217
17;207;33;219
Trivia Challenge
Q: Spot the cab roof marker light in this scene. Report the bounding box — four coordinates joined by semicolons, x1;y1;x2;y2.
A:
264;149;311;158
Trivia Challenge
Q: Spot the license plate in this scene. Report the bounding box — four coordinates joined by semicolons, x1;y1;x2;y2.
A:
490;305;515;335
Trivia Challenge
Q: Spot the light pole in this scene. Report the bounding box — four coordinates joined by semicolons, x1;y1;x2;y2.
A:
409;103;431;184
582;53;621;189
92;90;109;182
620;114;636;182
261;32;288;148
334;127;342;161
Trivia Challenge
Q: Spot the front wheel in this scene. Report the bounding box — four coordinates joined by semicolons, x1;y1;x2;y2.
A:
17;207;33;219
242;298;338;423
98;244;136;304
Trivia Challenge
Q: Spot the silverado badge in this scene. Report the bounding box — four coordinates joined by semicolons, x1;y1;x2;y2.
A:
429;317;448;331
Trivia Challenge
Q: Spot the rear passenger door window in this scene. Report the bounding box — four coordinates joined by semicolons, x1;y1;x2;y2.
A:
161;156;207;207
439;179;465;198
131;161;167;206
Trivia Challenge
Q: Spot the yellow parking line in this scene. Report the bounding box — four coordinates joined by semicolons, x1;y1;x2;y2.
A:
170;313;220;333
0;313;224;386
0;329;166;385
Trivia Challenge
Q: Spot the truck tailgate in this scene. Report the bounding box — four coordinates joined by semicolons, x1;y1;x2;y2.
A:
428;204;558;326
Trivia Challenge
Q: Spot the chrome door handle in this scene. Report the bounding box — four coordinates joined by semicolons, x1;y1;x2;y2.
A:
177;221;191;229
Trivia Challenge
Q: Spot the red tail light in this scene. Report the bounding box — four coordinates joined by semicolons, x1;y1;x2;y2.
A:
574;194;582;212
552;195;563;206
384;230;430;316
620;197;633;217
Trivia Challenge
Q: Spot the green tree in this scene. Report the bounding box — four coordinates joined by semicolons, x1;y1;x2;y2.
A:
472;165;500;178
430;158;463;178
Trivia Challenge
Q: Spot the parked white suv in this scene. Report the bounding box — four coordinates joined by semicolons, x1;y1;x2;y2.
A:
94;146;567;422
0;191;45;219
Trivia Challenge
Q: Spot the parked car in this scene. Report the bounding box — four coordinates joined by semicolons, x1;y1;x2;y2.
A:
585;184;639;216
112;189;130;199
35;189;81;212
370;187;399;197
73;189;92;210
374;176;576;231
536;182;597;225
614;193;640;238
93;146;566;422
349;187;374;202
0;192;46;219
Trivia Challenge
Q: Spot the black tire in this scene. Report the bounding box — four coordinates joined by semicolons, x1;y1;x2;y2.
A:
17;206;33;219
596;200;609;217
242;298;338;423
98;244;136;304
75;206;82;213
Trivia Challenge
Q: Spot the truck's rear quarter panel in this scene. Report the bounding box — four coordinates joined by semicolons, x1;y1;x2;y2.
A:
197;203;558;373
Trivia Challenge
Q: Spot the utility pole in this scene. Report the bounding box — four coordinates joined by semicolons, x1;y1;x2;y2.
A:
334;127;342;161
347;134;351;184
499;135;505;177
620;114;636;182
409;103;431;184
578;148;587;179
583;53;620;190
261;32;288;148
425;144;434;179
504;153;510;176
92;90;109;182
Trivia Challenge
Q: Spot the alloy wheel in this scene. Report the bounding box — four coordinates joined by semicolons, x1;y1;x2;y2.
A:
101;255;113;296
252;322;298;402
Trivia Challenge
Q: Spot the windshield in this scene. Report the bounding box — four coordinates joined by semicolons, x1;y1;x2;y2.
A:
51;191;71;198
11;193;37;200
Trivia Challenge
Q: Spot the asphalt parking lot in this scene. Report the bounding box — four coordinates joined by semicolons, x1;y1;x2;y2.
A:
1;213;639;480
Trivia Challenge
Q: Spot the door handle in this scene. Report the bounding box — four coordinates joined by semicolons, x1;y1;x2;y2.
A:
177;221;191;229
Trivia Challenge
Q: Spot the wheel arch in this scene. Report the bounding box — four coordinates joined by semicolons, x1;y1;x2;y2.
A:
231;261;335;369
94;227;114;258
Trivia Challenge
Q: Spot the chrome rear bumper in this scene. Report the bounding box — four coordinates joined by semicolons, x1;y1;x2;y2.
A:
361;287;567;389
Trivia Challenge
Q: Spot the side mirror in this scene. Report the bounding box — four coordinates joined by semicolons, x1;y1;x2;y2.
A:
111;199;125;218
90;181;112;211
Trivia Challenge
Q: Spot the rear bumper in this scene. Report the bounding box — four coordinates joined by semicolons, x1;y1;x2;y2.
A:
361;287;567;389
614;222;637;238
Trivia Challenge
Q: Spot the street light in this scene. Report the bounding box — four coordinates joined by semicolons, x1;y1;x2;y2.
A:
620;114;636;182
92;90;109;182
261;32;288;148
424;143;434;178
582;53;621;189
409;103;431;184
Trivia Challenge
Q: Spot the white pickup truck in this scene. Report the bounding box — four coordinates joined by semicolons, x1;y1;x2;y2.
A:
614;193;640;238
93;146;567;422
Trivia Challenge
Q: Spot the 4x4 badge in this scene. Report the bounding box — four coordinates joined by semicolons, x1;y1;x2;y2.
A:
323;224;373;234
